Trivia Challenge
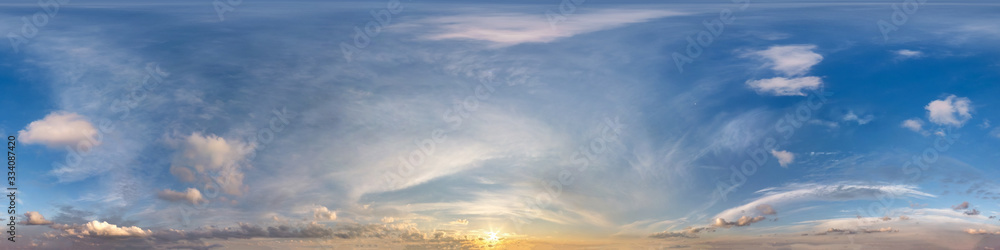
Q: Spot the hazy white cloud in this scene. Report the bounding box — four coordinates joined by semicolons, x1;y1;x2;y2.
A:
170;133;247;196
770;149;794;167
843;111;874;125
926;95;972;127
156;188;207;205
748;45;823;76
25;211;53;225
448;219;468;225
313;206;337;221
895;49;923;58
18;111;99;148
403;9;683;46
746;76;822;96
901;118;928;135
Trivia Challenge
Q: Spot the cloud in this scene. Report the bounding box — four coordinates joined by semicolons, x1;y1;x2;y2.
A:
649;227;714;239
313;206;337;221
747;45;823;76
967;229;1000;235
964;209;981;216
818;227;897;235
403;9;683;46
17;111;100;148
713;183;934;221
894;49;923;58
756;204;777;215
770;149;794;167
926;95;972;127
52;220;151;237
381;217;395;223
952;201;970;210
449;219;468;225
156;188;207;205
746;76;822;96
24;211;53;225
170;132;248;196
713;216;766;228
901;118;925;134
843;111;874;125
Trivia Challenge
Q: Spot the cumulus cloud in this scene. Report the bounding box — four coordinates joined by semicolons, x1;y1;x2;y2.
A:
926;95;972;127
843;111;874;125
770;149;794;167
170;133;247;196
746;76;822;96
402;9;682;46
24;211;53;225
313;206;337;221
748;45;823;76
156;188;207;205
53;220;151;237
901;118;926;134
713;216;766;228
18;111;100;148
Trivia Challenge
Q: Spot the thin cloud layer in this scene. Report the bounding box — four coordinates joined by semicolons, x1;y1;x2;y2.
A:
746;76;823;96
156;188;207;205
403;9;683;46
713;183;935;221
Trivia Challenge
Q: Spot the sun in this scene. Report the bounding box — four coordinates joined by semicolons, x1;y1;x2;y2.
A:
475;230;505;248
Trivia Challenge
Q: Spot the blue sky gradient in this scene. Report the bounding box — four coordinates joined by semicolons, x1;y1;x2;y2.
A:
1;0;999;249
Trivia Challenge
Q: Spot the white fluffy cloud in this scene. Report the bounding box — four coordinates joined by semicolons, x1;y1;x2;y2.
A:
746;76;822;96
313;206;337;221
25;211;53;225
926;95;972;127
54;221;151;237
770;149;794;167
402;9;682;46
901;118;924;133
749;45;823;76
170;133;247;196
18;111;99;148
156;188;207;205
843;111;874;125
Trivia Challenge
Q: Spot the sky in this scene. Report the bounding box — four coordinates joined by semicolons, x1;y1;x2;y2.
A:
1;0;999;249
